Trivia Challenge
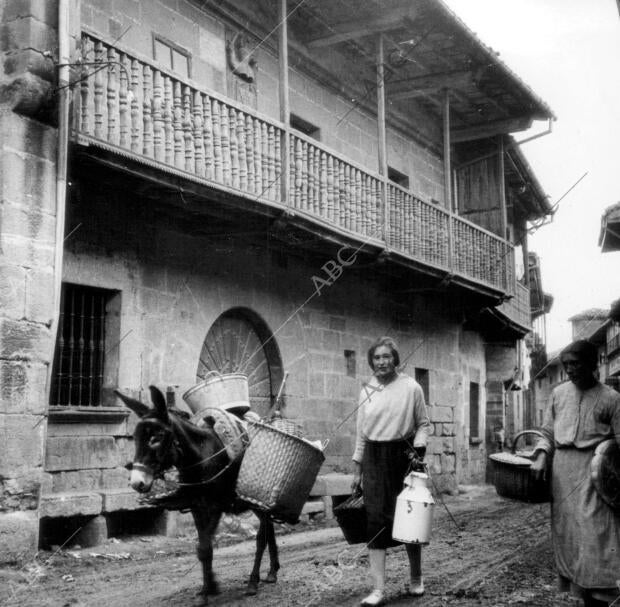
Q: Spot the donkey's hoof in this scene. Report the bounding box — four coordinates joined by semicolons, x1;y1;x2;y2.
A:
264;571;278;584
194;589;209;605
245;580;259;596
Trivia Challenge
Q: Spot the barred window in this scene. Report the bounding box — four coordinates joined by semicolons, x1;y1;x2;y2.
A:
469;381;480;439
50;284;119;407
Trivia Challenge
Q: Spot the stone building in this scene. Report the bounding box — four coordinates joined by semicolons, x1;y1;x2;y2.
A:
0;0;554;560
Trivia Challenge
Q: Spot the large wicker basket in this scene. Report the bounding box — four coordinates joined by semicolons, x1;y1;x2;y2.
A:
236;422;325;523
489;430;550;503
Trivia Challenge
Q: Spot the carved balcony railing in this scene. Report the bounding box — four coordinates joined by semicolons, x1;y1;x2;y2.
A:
73;32;527;327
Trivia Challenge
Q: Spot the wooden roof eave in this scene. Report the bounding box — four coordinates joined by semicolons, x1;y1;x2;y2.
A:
430;0;556;122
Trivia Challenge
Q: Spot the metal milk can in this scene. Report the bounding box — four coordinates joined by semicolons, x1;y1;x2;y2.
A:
392;471;435;544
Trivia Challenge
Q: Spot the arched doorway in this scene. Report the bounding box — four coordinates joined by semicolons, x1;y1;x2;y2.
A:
197;308;283;418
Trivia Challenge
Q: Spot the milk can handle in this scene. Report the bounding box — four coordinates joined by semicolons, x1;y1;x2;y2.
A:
511;430;544;454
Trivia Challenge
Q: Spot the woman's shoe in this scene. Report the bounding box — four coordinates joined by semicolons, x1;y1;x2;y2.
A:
408;578;424;597
360;589;385;606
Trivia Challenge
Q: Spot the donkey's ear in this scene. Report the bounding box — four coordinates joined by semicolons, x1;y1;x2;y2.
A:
149;386;169;422
114;389;150;418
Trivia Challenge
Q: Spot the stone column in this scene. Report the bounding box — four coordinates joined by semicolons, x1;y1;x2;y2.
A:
0;0;65;562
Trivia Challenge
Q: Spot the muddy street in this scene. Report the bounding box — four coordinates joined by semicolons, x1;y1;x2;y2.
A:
2;487;578;607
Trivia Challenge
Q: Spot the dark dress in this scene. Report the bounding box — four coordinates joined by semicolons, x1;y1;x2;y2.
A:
362;438;410;549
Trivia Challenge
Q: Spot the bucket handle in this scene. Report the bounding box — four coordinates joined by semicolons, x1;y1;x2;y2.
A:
201;370;223;383
511;429;544;454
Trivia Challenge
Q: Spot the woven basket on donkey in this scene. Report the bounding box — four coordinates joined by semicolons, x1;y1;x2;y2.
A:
266;416;303;438
334;492;366;544
236;422;324;523
489;430;550;503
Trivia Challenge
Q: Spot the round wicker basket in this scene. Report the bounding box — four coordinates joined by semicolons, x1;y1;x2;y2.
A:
591;438;620;511
334;492;366;544
489;430;550;503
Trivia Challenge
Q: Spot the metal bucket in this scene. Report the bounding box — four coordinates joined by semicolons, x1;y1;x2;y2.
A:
182;372;250;416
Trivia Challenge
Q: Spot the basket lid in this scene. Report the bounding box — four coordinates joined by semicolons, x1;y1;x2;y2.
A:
489;452;533;467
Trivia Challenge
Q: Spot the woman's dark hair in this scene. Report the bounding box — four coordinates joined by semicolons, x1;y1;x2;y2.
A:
560;339;598;371
367;336;400;370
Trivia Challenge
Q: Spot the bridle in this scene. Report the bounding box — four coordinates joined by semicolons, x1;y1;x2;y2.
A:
131;412;240;487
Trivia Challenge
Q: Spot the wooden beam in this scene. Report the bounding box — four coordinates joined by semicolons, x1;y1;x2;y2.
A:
451;117;533;143
498;136;508;242
443;89;452;211
306;7;418;48
278;0;290;206
377;34;388;241
443;89;454;272
387;70;473;99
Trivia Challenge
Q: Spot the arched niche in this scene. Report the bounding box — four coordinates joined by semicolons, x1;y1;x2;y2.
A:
197;307;284;418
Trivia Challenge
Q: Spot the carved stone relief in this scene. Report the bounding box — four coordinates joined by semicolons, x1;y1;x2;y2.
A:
226;30;258;109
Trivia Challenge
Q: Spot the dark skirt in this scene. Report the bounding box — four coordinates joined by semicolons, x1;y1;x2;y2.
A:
362;439;410;549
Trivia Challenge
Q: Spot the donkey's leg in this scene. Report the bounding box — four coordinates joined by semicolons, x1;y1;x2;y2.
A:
264;517;280;584
246;513;269;595
192;504;222;598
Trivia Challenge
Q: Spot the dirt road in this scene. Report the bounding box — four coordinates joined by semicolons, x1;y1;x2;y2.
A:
2;486;580;607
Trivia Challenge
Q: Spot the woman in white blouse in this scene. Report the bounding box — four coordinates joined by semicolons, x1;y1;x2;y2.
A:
352;336;431;606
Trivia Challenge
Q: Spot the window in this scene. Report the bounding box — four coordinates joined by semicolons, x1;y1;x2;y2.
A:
344;350;356;378
153;35;191;79
290;114;320;140
414;367;430;405
469;381;480;439
50;284;120;407
388;166;409;189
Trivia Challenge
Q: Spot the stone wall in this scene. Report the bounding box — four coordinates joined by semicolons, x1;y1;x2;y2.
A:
0;0;69;561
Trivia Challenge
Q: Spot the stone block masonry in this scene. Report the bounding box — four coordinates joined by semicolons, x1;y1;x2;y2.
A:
0;82;60;563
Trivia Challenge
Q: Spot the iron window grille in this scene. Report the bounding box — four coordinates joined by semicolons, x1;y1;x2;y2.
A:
469;381;480;440
50;284;115;407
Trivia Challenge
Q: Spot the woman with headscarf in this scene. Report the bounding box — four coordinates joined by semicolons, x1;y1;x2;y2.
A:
351;336;431;606
531;339;620;607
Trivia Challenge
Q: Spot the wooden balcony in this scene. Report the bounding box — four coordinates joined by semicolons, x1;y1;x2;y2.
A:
497;281;531;330
72;32;527;329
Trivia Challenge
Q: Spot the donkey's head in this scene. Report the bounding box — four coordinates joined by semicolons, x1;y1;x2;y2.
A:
115;386;178;493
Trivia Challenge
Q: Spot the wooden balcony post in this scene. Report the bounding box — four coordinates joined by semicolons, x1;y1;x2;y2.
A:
377;34;388;242
279;0;290;207
443;88;454;272
522;228;530;289
498;136;509;291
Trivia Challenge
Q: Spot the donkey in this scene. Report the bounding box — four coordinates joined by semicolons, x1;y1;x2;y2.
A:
115;386;280;604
